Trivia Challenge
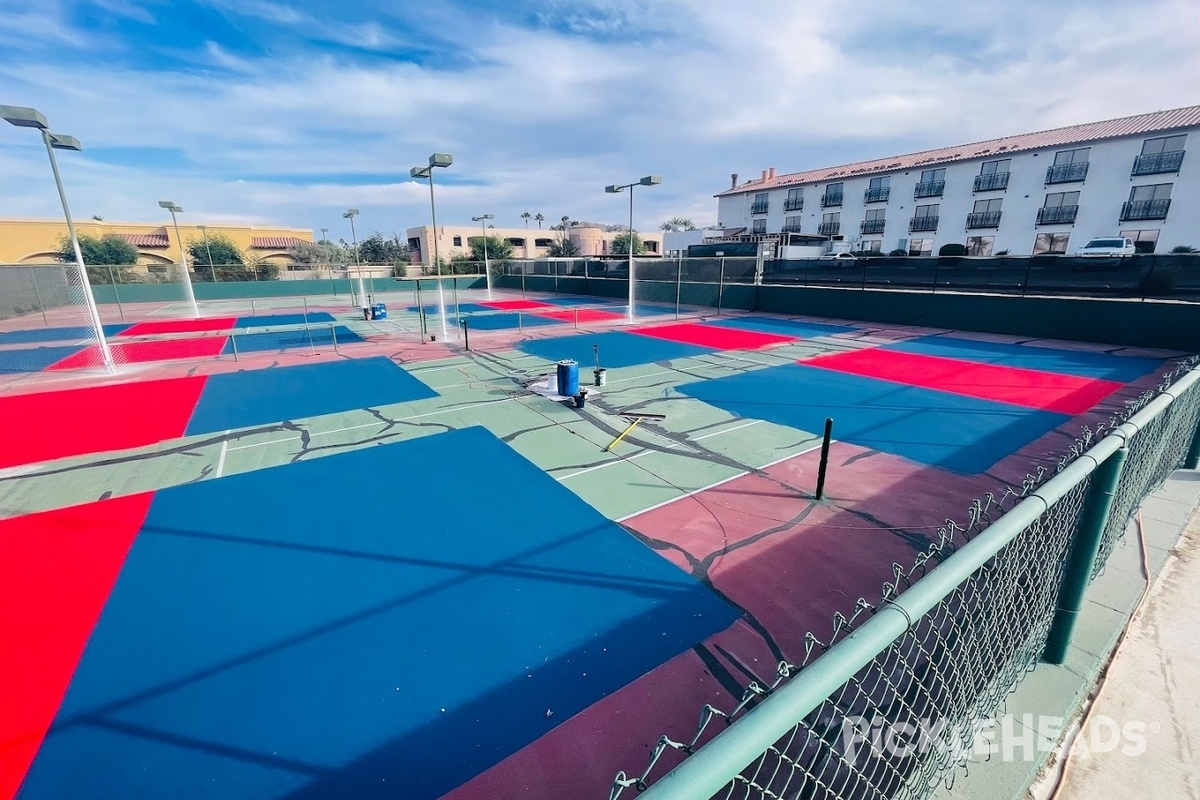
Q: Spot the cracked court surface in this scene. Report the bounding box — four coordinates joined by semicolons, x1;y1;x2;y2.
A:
0;296;1189;800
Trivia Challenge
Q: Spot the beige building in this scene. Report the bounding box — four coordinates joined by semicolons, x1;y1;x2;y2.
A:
405;224;663;265
0;217;314;269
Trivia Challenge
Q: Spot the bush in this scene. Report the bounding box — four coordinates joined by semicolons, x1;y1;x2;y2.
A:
888;249;907;257
938;243;968;257
1170;245;1198;254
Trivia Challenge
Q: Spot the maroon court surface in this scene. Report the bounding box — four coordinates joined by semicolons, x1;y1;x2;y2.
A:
479;299;555;311
46;337;230;371
117;317;238;337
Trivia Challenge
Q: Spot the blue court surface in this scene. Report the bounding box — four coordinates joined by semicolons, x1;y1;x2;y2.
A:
233;313;336;328
407;303;490;315
0;344;83;373
221;325;364;354
0;324;130;345
17;427;736;800
679;363;1070;474
520;329;713;369
460;312;559;331
185;356;438;435
707;316;859;339
887;336;1161;382
540;296;614;307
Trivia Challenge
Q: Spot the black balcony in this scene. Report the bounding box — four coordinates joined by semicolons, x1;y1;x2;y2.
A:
1036;205;1078;225
914;180;945;198
817;221;840;236
1121;198;1171;221
1132;150;1185;176
750;201;769;215
973;172;1009;192
781;223;804;233
1045;162;1089;184
860;218;886;234
821;192;843;208
966;211;1002;228
909;215;939;232
783;197;804;212
864;187;890;203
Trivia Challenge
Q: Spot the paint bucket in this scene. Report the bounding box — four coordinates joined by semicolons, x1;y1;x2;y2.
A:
575;390;588;409
594;368;607;386
556;359;580;397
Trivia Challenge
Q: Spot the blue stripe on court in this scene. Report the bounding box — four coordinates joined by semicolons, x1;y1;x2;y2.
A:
220;325;364;354
886;336;1163;382
407;303;490;315
0;324;130;345
0;345;84;373
706;316;859;338
19;427;737;800
233;313;335;328
460;312;559;331
679;363;1071;474
519;329;713;368
185;357;437;435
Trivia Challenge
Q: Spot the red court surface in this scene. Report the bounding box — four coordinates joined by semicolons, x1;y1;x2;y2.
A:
479;299;555;311
533;308;626;324
0;376;206;469
46;337;230;371
117;317;237;337
632;321;795;351
806;348;1124;414
0;494;153;800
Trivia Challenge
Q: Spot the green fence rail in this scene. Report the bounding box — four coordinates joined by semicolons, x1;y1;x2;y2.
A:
612;361;1200;800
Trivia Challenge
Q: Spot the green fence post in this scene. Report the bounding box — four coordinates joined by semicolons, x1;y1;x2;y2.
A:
1043;446;1128;664
1185;423;1200;469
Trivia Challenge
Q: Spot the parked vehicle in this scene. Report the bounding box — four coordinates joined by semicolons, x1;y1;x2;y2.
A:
1076;237;1136;257
818;252;859;264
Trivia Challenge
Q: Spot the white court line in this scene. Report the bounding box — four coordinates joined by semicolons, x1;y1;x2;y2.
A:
693;419;760;441
557;419;762;482
215;432;230;478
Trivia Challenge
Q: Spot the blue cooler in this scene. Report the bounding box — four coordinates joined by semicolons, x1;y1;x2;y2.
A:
371;303;387;320
556;360;579;396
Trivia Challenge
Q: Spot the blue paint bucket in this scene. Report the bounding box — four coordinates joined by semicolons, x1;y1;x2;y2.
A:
556;360;580;397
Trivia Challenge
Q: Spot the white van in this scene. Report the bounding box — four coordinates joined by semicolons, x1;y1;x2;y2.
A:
1076;237;1136;257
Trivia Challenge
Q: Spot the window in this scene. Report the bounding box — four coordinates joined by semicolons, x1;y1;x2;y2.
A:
915;204;939;217
980;159;1011;175
975;159;1011;191
822;182;844;207
1043;191;1080;208
966;236;995;256
968;198;1002;228
915;168;946;197
1134;135;1187;175
1033;233;1071;254
784;188;804;211
1130;183;1173;203
864;208;885;221
751;219;767;234
783;215;803;232
861;239;882;253
534;238;553;248
1120;229;1161;254
1054;148;1090;166
973;198;1003;213
818;212;840;235
751;193;769;214
920;168;946;182
865;176;890;203
1047;148;1091;183
407;237;421;250
908;238;933;256
821;212;840;224
910;204;939;232
860;208;886;234
452;236;463;246
1038;191;1080;224
1141;135;1187;155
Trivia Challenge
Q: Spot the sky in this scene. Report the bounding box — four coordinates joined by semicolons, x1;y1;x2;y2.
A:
1;0;1198;240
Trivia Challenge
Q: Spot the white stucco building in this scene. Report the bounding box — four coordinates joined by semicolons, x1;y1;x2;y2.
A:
405;224;662;265
716;106;1200;256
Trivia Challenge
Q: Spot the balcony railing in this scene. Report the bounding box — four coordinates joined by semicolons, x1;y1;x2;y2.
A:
1121;198;1171;221
781;223;804;233
820;192;843;208
750;201;769;215
859;218;886;234
966;210;1002;228
909;215;939;232
973;171;1010;191
1045;162;1089;184
1132;150;1185;176
817;221;840;236
914;180;945;198
864;187;890;203
1036;205;1079;225
783;197;804;212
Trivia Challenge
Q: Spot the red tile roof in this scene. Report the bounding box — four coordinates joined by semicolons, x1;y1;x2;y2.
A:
251;236;308;249
118;232;170;248
718;105;1200;196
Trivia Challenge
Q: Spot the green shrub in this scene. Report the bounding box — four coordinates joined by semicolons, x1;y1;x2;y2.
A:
938;243;968;257
888;249;907;257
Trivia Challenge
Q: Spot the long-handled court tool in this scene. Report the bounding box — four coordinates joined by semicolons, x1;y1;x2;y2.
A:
606;410;667;452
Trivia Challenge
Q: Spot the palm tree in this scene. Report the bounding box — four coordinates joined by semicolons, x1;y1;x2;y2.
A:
660;216;696;232
521;212;531;229
534;213;544;229
561;215;570;229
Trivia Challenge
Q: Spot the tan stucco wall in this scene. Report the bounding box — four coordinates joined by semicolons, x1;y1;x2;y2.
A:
404;224;664;264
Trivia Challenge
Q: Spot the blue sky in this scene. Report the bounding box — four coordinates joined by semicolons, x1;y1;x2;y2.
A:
1;0;1197;239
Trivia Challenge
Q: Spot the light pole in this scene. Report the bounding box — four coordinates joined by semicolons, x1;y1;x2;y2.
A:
343;208;367;308
410;153;453;340
196;224;216;282
471;213;495;299
1;105;114;371
605;175;662;322
320;227;330;278
158;200;200;317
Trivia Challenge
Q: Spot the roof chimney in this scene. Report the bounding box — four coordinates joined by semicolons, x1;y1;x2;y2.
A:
761;169;769;181
768;167;776;180
730;173;738;189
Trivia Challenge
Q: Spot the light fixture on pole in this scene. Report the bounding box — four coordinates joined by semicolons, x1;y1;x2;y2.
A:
1;105;115;372
471;213;495;300
196;224;216;282
157;200;200;317
410;152;453;341
342;208;366;307
605;175;662;322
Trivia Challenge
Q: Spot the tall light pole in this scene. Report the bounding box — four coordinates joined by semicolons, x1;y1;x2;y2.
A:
410;153;453;340
1;105;114;372
343;208;366;307
320;227;330;277
471;213;495;300
605;175;662;322
196;224;215;282
158;200;200;317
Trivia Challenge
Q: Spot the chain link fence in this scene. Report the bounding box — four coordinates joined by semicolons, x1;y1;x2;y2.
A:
612;357;1200;800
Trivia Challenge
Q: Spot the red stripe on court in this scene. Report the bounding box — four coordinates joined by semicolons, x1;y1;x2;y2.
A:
806;348;1124;414
0;376;206;468
479;300;554;311
532;309;626;323
118;317;237;337
631;322;794;351
46;337;229;371
0;494;153;800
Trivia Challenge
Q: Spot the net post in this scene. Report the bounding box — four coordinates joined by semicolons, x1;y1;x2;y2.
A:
461;319;470;351
675;257;683;320
330;323;340;354
230;331;239;362
717;257;725;315
1043;446;1129;664
30;267;48;326
518;312;523;335
815;418;834;500
574;308;579;330
107;265;126;321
